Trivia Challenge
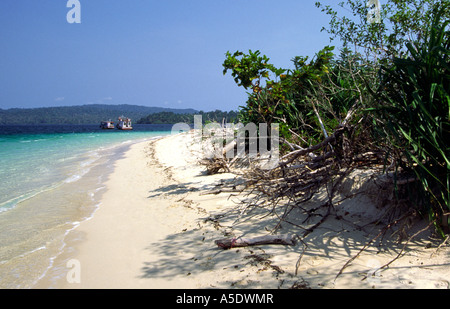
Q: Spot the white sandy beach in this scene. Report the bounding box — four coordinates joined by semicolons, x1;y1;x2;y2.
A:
35;132;450;289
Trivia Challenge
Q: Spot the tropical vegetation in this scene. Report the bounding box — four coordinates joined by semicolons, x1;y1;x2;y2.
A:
137;110;239;125
222;0;449;235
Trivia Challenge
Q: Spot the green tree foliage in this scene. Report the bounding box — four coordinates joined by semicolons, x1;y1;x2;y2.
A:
223;0;449;233
223;46;374;146
137;110;239;124
315;0;449;60
375;7;450;235
222;50;285;90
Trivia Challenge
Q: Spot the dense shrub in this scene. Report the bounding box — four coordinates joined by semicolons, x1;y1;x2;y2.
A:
223;0;449;234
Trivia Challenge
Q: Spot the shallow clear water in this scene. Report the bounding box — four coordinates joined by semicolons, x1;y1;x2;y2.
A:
0;124;172;288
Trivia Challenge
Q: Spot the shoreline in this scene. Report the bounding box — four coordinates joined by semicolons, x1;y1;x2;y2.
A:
35;132;450;289
33;137;173;288
0;136;148;289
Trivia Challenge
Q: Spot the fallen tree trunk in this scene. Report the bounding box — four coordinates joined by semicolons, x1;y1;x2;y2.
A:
215;234;297;249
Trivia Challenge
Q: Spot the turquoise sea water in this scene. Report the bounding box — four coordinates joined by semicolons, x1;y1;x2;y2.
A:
0;124;172;288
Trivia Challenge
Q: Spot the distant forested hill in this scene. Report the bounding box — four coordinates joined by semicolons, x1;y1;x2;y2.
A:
0;104;198;125
137;110;239;124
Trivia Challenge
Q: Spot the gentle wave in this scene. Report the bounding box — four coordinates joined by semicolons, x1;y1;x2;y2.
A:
0;245;47;266
0;185;58;213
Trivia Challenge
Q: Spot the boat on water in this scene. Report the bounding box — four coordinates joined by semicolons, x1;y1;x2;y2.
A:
100;120;115;129
116;116;133;130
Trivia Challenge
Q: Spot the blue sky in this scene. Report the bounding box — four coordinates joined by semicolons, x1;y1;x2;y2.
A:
0;0;337;111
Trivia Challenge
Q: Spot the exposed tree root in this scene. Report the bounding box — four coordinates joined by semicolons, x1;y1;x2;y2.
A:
197;110;446;280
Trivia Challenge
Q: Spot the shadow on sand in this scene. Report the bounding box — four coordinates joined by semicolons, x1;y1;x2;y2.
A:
139;171;446;288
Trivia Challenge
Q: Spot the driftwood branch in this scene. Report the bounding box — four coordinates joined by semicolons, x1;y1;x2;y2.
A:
215;234;298;250
279;127;345;166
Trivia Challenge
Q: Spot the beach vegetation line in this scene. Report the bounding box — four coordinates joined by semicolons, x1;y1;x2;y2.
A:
219;0;449;237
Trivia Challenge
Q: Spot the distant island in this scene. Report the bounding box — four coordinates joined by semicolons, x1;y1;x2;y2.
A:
0;104;237;125
136;110;239;125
